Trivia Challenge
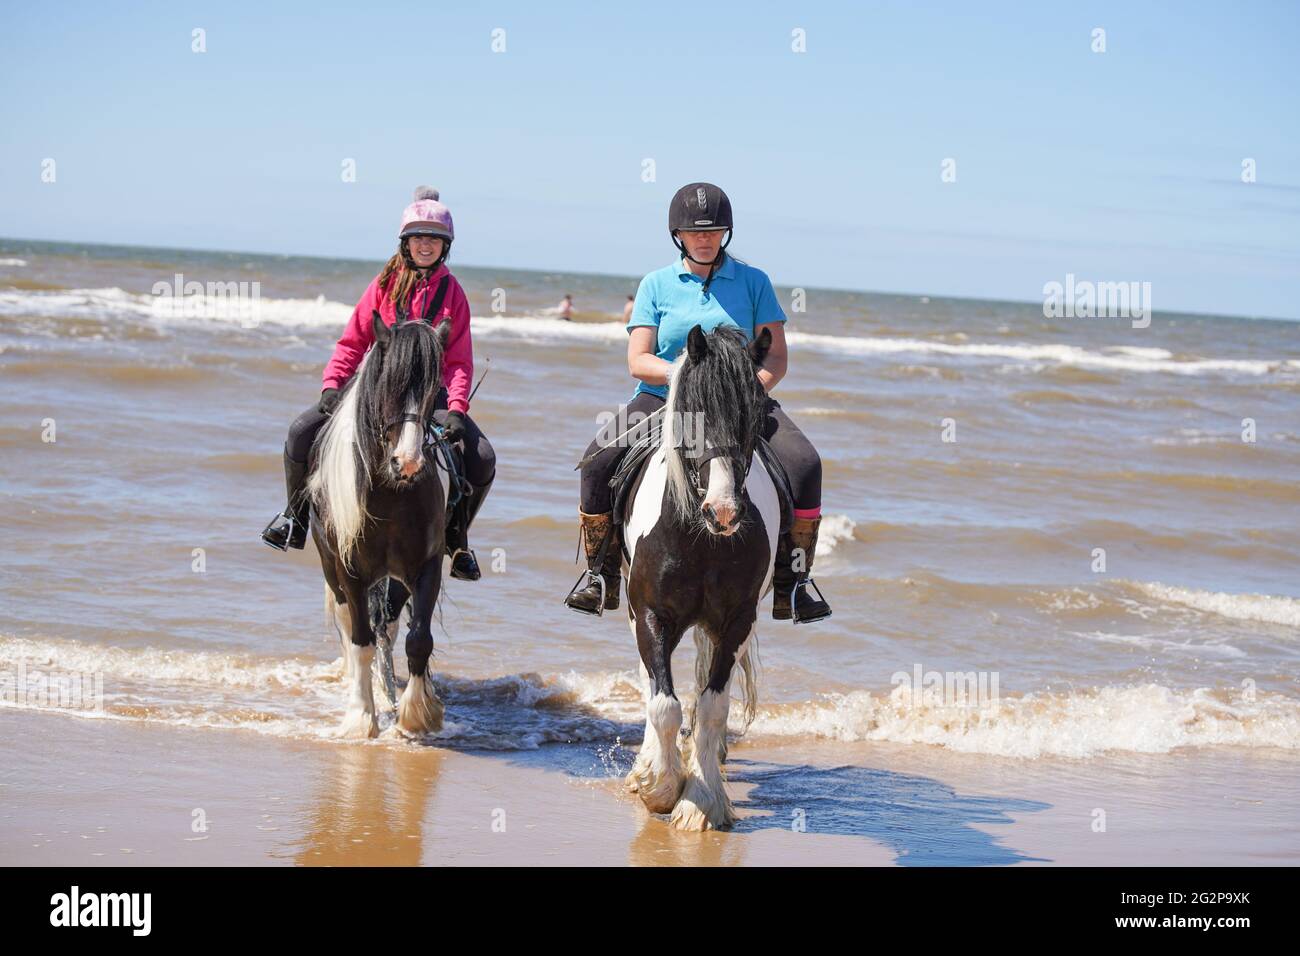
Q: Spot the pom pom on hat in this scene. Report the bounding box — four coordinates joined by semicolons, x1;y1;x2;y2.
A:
413;186;440;202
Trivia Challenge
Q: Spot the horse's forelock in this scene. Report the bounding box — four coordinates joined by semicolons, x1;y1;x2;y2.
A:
663;327;766;523
676;327;765;453
358;321;445;457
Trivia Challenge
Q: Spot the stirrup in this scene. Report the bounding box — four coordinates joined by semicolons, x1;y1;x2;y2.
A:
261;512;301;551
564;569;606;617
792;576;832;625
449;547;481;581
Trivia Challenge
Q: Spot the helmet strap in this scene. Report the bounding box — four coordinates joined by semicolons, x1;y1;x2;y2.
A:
673;230;731;295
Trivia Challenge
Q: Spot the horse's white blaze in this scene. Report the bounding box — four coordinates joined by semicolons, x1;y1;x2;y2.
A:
338;641;378;739
393;399;423;479
703;454;738;533
627;691;685;814
308;351;373;568
671;686;735;831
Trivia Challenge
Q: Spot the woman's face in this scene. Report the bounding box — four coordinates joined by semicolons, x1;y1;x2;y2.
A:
679;229;726;263
407;235;445;268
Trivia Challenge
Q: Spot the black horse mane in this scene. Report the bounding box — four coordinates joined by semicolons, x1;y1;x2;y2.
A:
664;326;767;522
353;319;447;474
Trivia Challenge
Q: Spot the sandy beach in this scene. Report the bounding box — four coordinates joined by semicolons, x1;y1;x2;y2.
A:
5;706;1295;866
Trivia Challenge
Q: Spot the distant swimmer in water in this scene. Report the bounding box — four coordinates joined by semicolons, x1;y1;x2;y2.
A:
558;294;573;321
623;294;635;324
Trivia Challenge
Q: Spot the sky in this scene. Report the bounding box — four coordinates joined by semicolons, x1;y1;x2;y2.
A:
1;1;1298;318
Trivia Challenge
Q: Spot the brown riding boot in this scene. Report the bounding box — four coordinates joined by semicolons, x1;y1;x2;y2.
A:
772;515;832;623
564;511;622;615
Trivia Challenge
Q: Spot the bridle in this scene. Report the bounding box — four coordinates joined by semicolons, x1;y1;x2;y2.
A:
681;441;743;502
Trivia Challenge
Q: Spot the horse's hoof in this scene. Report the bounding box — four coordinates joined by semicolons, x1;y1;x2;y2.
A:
397;674;444;735
669;799;714;831
627;764;684;815
669;777;735;831
338;708;379;739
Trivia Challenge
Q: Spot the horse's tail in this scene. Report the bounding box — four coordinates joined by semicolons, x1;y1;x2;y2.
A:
692;625;761;734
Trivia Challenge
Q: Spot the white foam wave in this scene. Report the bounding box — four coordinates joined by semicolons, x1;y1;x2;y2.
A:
0;258;27;267
745;683;1300;758
817;513;857;558
0;635;342;688
1128;582;1300;629
0;287;1294;379
5;636;1297;758
1071;630;1246;659
784;330;1289;376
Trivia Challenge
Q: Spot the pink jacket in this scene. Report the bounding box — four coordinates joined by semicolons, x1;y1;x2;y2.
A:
322;264;474;414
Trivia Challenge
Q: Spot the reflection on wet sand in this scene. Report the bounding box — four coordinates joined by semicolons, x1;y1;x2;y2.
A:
291;742;445;865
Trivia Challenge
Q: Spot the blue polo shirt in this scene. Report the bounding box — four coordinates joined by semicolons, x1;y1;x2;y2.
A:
627;254;786;399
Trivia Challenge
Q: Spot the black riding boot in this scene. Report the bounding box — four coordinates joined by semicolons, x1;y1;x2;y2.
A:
261;451;310;551
564;511;621;615
446;479;491;581
772;516;832;623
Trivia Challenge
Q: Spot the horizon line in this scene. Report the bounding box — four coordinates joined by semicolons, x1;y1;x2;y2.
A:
2;234;1296;326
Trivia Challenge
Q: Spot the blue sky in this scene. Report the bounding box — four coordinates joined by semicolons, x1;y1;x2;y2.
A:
2;1;1297;318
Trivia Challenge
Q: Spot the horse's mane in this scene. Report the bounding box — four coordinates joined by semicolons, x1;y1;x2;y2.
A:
308;320;446;568
662;326;767;526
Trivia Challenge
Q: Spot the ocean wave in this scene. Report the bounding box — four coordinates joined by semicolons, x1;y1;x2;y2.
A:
817;513;857;558
0;286;352;328
0;258;27;267
745;683;1300;758
785;330;1298;376
2;287;1296;378
1125;582;1300;629
6;635;1297;759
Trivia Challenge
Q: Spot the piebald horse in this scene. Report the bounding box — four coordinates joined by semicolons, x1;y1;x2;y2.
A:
308;312;450;739
623;324;779;830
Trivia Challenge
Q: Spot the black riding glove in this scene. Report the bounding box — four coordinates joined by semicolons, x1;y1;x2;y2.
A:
440;411;466;444
318;388;341;415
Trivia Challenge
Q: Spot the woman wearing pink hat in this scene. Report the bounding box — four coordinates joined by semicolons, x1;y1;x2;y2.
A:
261;187;495;582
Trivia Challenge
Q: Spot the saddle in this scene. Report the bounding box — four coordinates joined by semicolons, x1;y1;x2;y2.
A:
609;420;795;538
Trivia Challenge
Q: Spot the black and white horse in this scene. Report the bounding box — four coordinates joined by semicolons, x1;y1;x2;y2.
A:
307;312;450;739
623;325;779;830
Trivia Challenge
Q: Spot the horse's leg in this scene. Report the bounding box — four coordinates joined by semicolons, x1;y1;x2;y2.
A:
372;578;408;712
671;617;754;831
626;606;687;814
397;558;444;735
337;573;379;739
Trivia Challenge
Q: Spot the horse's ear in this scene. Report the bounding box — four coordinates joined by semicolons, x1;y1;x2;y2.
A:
749;326;772;366
372;310;391;351
686;324;708;363
434;318;452;351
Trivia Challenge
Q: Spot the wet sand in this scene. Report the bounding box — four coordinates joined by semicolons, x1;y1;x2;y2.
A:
4;708;1294;866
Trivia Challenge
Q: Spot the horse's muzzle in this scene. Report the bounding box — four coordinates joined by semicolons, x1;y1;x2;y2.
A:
701;499;745;535
390;454;424;483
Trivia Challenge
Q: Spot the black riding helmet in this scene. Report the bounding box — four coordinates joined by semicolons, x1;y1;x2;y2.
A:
669;183;733;293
